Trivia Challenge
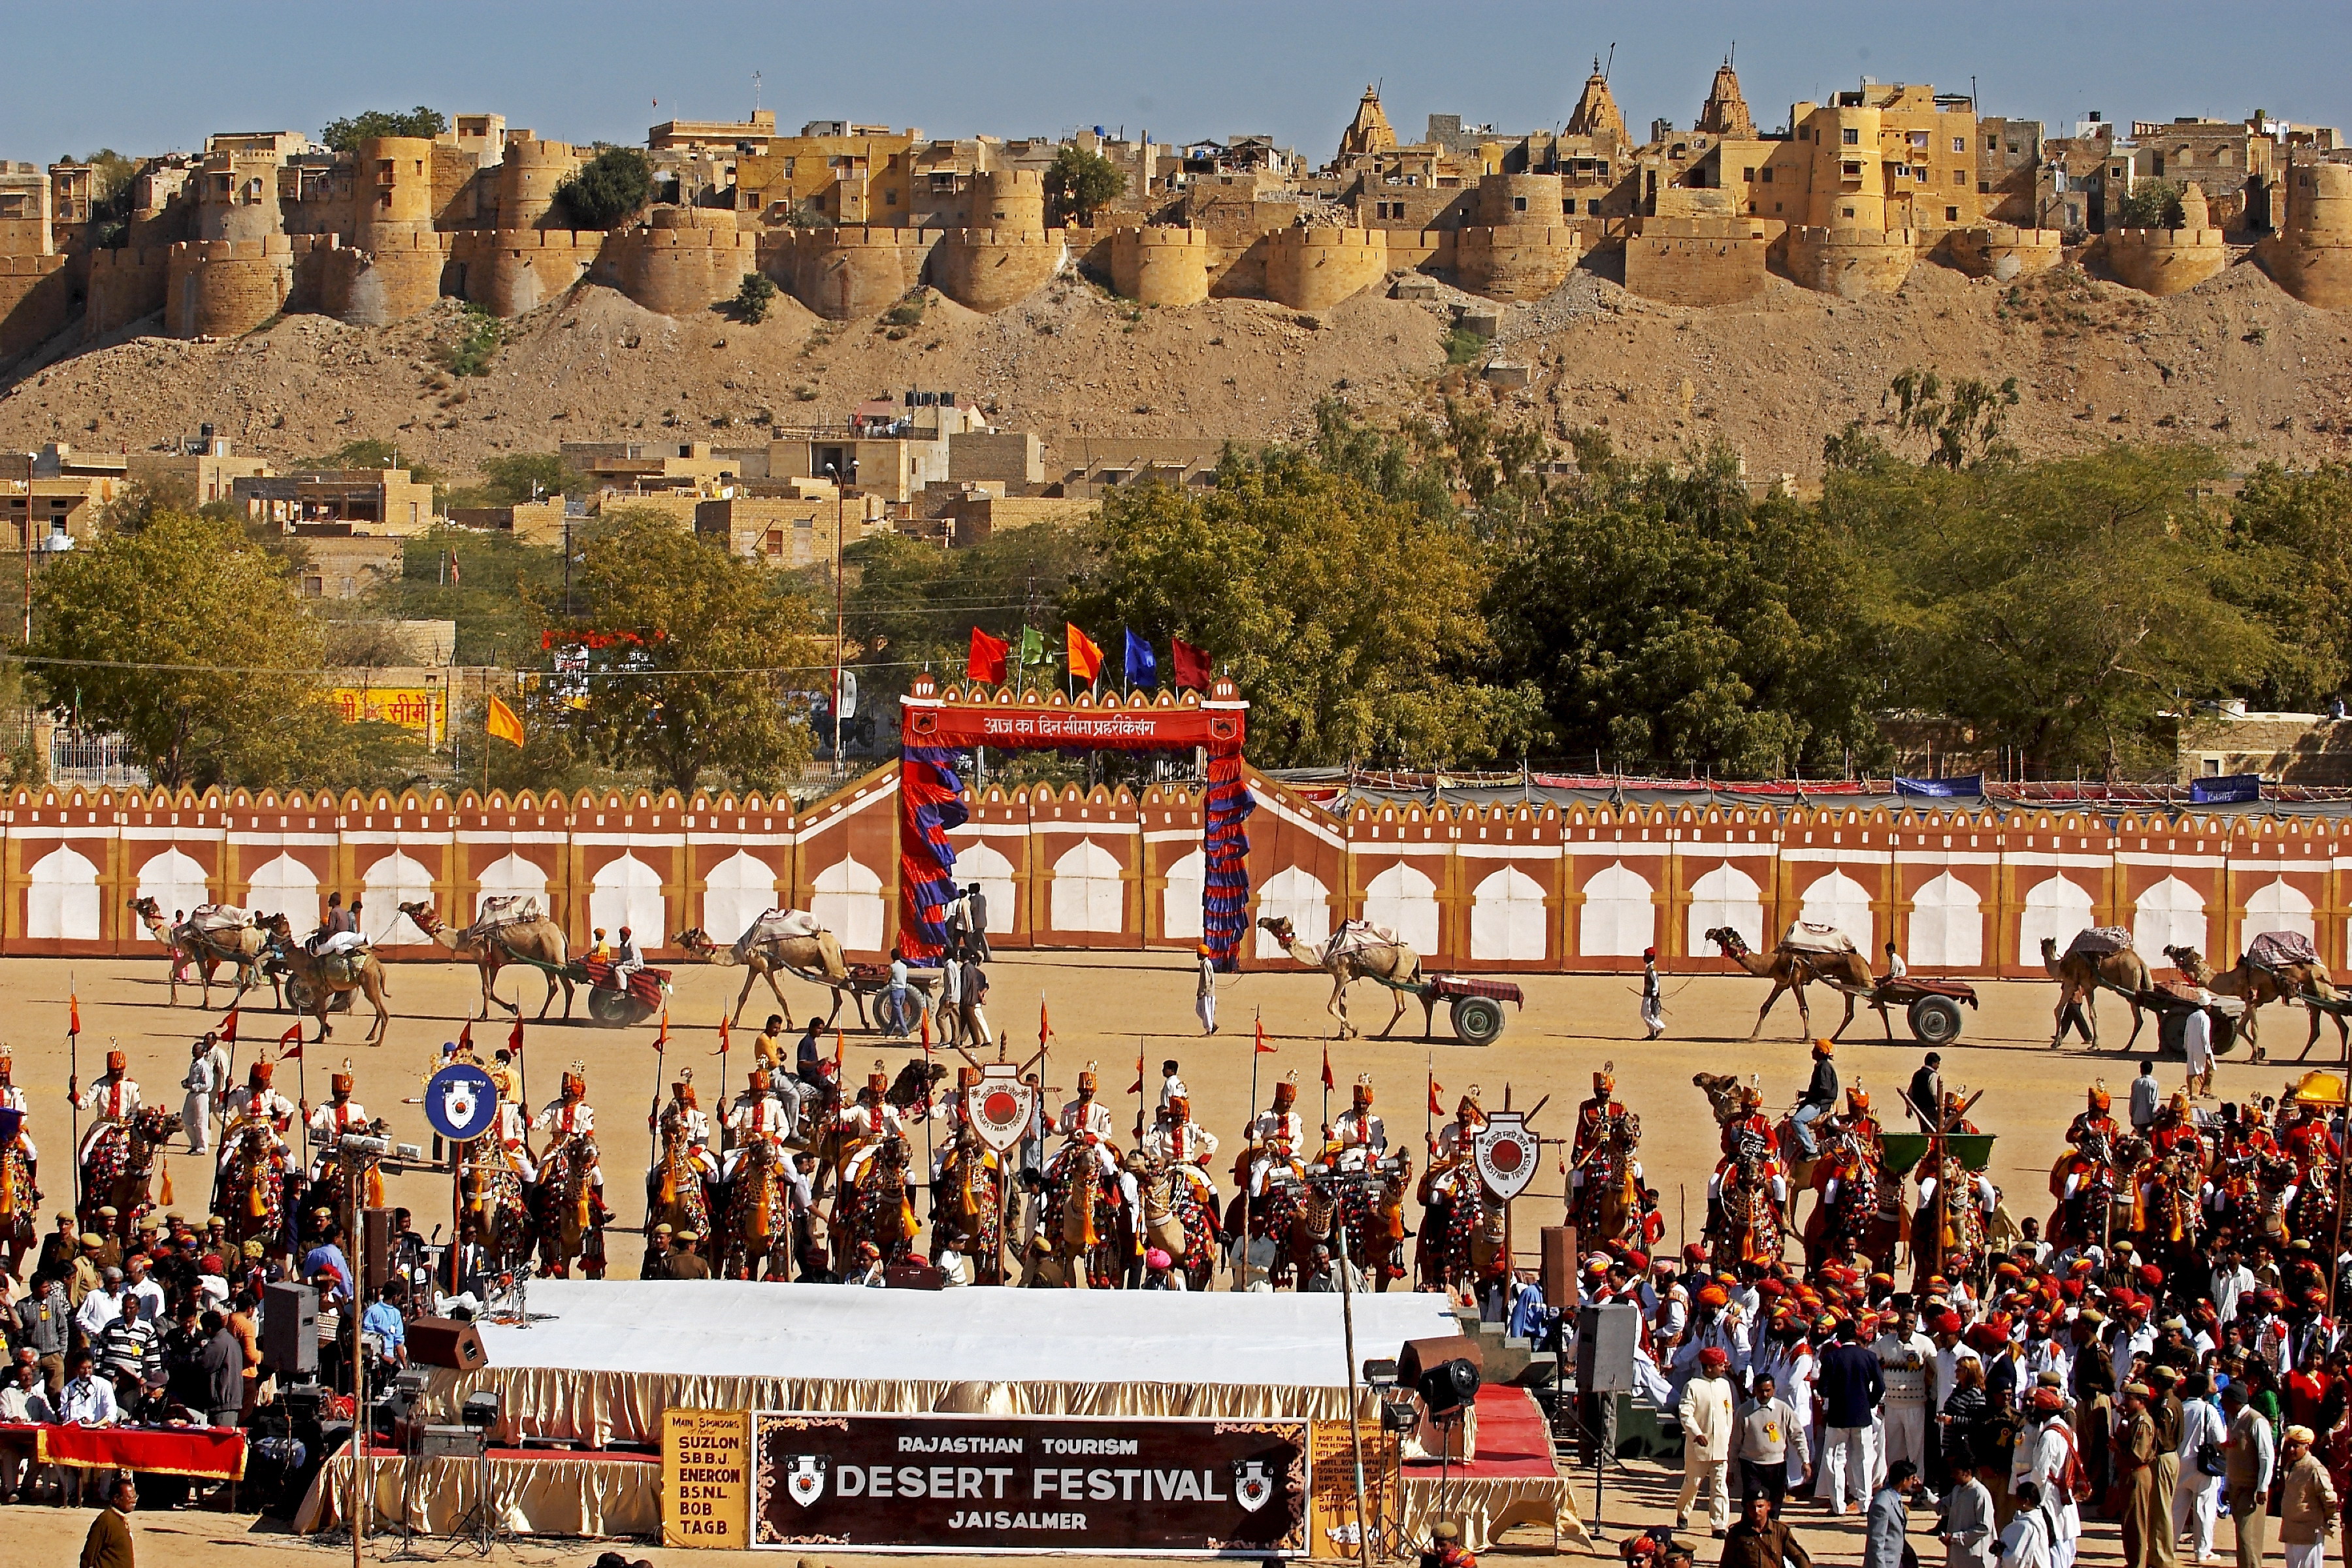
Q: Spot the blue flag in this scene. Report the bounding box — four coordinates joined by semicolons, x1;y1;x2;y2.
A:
1124;629;1158;687
1894;775;1982;798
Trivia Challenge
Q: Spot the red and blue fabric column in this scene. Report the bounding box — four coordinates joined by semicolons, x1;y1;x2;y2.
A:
896;745;968;960
1201;742;1254;972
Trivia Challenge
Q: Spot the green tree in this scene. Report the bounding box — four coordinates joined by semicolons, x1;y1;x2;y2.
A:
1065;448;1541;768
555;510;821;791
734;272;779;323
1043;146;1126;225
1829;445;2270;775
367;524;568;666
2115;178;2187;229
556;148;655;229
1886;367;2021;470
479;453;567;504
2217;460;2352;710
1488;444;1887;777
29;510;421;788
319;106;448;154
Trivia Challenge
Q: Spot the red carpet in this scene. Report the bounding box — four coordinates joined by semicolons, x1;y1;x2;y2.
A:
360;1440;655;1463
1407;1386;1558;1479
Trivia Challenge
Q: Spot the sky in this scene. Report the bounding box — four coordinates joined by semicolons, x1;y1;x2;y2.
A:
3;1;2348;164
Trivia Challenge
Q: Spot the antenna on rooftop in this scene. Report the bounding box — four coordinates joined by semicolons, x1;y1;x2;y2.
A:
1603;43;1615;82
754;71;763;112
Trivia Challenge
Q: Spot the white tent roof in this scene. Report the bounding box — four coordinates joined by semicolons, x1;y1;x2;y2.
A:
480;1280;1458;1389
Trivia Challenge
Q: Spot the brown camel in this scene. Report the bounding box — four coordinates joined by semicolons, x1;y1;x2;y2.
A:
1701;927;1874;1040
260;914;392;1044
2167;943;2341;1061
399;899;574;1021
2037;937;2149;1052
1255;915;1423;1039
128;896;265;1008
672;918;855;1026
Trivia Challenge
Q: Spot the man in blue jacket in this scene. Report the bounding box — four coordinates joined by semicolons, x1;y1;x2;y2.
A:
1816;1317;1888;1516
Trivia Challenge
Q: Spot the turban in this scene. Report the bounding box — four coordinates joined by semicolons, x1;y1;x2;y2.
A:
1698;1347;1730;1371
2136;1264;2164;1288
2288;1426;2317;1445
2030;1388;2066;1414
1698;1284;1730;1308
1934;1309;1964;1335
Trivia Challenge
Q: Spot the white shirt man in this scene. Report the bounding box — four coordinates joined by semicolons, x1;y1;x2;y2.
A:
73;1073;142;1162
2013;1409;2082;1568
180;1051;218;1155
723;1090;791;1181
2174;1384;2227;1563
75;1279;126;1341
1141;1117;1220;1202
56;1363;118;1426
1876;1318;1939;1481
1056;1095;1119;1175
2212;1258;2256;1328
1674;1354;1738;1533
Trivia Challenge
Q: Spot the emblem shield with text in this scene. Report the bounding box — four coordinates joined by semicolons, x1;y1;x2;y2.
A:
784;1454;827;1507
1473;1110;1540;1201
967;1064;1036;1154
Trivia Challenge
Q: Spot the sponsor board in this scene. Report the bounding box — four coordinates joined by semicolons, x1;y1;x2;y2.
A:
664;1409;752;1548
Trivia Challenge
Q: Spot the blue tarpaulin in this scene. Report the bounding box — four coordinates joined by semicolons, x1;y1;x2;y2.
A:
1894;775;1982;797
2191;773;2264;804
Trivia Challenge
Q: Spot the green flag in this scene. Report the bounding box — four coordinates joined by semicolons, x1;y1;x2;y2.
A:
1017;626;1046;668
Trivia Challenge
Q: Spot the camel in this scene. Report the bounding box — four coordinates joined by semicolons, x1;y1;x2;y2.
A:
129;896;265;1009
260;915;392;1044
2167;943;2343;1061
672;918;856;1027
1255;915;1423;1039
399;899;575;1021
1701;927;1874;1040
2037;937;2150;1052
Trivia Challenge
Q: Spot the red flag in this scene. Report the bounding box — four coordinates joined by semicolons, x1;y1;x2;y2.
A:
1040;999;1051;1049
654;1011;669;1051
279;1024;304;1062
834;1027;845;1077
218;1007;238;1045
968;627;1009;686
1128;1042;1145;1096
1428;1075;1445;1115
1171;636;1212;691
457;1020;472;1055
1321;1043;1335;1092
1066;623;1103;683
920;1008;932;1055
715;1017;730;1056
68;995;79;1037
508;1017;524;1055
1255;1019;1275;1054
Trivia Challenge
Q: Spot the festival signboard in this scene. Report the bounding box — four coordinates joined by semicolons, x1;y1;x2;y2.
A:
664;1409;753;1549
964;1063;1035;1154
1473;1110;1540;1200
750;1411;1309;1554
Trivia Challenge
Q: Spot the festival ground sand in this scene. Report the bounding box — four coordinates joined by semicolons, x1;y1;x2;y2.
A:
1;949;2299;1565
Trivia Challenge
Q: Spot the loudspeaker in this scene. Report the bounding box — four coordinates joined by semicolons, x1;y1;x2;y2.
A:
261;1281;318;1376
362;1207;395;1290
1541;1226;1573;1314
1396;1334;1485;1387
1577;1301;1639;1394
1416;1358;1480;1418
407;1316;489;1371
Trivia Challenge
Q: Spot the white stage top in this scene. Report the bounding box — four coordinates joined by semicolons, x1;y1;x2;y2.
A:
480;1281;1458;1390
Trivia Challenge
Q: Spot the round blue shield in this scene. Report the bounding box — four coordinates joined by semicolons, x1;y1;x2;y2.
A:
423;1063;498;1143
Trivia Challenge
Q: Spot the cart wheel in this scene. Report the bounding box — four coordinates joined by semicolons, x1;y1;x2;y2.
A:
1908;995;1965;1046
586;988;647;1026
1450;996;1506;1046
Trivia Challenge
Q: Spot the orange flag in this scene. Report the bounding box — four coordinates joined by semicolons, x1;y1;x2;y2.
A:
654;1011;669;1052
715;1017;730;1056
486;694;525;748
1321;1043;1335;1091
1254;1019;1276;1054
218;1007;238;1045
1428;1075;1445;1115
1065;623;1103;683
279;1024;304;1062
68;996;79;1037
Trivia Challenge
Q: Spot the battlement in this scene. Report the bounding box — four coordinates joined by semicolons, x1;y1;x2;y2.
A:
1780;226;1919;298
0;253;69;279
84;246;171;274
2100;224;2227;297
1264;227;1390;310
1455;223;1581;300
449;228;603;253
1944;225;2063;282
930;227;1064;311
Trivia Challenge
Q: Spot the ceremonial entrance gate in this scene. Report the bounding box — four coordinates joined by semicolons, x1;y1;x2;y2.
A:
895;672;1253;968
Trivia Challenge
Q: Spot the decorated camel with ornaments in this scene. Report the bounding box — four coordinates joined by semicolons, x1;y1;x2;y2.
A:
1255;915;1423;1039
399;897;574;1021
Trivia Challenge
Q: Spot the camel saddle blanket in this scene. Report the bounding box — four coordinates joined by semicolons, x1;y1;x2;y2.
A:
1778;921;1858;955
2065;926;2134;958
188;904;251;934
1324;920;1404;962
580;960;668;1006
318;949;370;987
464;895;544;942
740;909;825;949
2247;930;2319;970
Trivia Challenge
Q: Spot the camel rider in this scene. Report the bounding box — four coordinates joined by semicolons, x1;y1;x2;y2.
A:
1143;1093;1220;1214
1568;1064;1641;1215
794;1019;832;1097
613;927;644;978
1709;1079;1785;1216
1918;1157;1997;1227
2068;1081;2123;1156
1322;1075;1387;1171
1056;1064;1121;1177
221;1060;295;1163
532;1065;611;1224
1791;1039;1838;1158
752;1015;787;1075
834;1063;906;1189
487;1054;534;1182
655;1072;720;1183
0;1049;37;1178
1244;1073;1307;1196
2149;1090;2208;1163
1424;1088;1488;1215
71;1050;143;1164
301;1064;371;1180
725;1068;793;1181
1841;1079;1885;1164
310;891;365;956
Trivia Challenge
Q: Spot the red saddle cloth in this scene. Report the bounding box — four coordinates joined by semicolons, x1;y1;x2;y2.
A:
579;958;668;1005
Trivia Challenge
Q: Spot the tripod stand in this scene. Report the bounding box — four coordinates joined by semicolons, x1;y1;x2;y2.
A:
440;1428;514;1559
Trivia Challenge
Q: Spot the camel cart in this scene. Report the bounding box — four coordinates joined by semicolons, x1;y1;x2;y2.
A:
503;952;672;1026
1865;976;1980;1046
1367;972;1524;1045
2111;979;2242;1058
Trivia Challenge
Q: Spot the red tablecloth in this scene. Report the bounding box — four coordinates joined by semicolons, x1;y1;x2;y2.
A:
0;1422;247;1480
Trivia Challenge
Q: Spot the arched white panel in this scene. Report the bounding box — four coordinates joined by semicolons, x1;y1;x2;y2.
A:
135;848;210;942
951;841;1019;942
2242;877;2317;944
1049;840;1124;934
702;850;780;945
1471;866;1548;962
27;846;100;941
1577;861;1653;958
1798;870;1874;950
1363;862;1441;953
1254;866;1330;959
1162;849;1205;941
1688;863;1765;953
361;851;436;943
2018;874;2096;965
588;853;667;945
474;852;550;921
1908;872;1984;968
2132;874;2206;957
811;858;885;954
244;852;321;930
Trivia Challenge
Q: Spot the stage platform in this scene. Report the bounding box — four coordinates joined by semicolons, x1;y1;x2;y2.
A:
1397;1388;1584;1552
297;1439;658;1538
421;1280;1459;1449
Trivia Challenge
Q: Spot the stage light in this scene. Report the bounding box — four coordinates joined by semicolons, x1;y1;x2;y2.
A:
1379;1390;1420;1431
1415;1357;1480;1420
1362;1358;1399;1388
461;1391;501;1429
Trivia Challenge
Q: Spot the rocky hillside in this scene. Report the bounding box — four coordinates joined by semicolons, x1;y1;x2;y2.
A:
3;252;2350;482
